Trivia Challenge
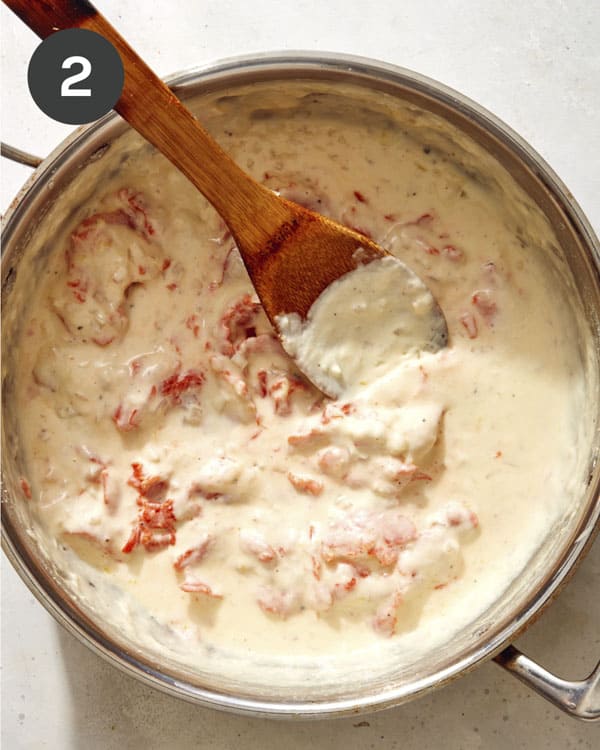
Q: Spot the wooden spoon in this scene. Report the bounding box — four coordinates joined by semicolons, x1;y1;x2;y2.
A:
5;0;448;396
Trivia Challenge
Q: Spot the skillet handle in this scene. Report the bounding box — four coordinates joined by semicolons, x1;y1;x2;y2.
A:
495;645;600;721
1;142;42;168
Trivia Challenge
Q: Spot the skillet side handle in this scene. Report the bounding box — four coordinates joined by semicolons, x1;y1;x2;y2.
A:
495;645;600;721
1;143;42;168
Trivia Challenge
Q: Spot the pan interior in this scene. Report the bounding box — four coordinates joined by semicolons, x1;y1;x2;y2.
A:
2;63;599;711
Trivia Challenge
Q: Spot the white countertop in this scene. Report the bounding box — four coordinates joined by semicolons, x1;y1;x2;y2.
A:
1;1;599;747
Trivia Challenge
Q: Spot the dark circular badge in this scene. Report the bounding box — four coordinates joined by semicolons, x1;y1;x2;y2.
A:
28;29;124;125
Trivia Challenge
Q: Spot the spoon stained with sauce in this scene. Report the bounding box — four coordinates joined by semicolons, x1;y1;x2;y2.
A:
5;0;448;397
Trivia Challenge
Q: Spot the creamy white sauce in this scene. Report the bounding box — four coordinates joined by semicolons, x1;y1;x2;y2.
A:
276;254;446;397
8;85;590;683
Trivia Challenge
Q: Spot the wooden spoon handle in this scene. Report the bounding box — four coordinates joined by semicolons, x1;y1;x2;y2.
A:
4;0;285;239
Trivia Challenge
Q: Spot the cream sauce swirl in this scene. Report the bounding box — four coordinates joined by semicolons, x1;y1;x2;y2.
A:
11;88;588;668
